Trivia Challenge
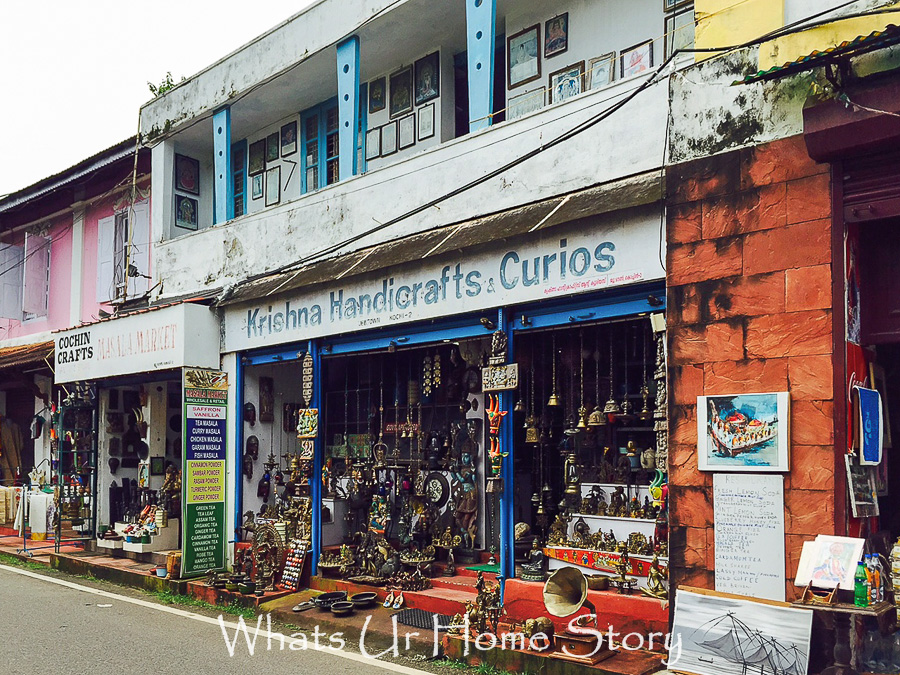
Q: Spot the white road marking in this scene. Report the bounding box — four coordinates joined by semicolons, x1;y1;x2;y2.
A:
0;564;431;674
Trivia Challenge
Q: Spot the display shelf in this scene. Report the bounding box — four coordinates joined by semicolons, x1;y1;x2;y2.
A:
96;537;124;550
569;513;656;524
116;519;180;552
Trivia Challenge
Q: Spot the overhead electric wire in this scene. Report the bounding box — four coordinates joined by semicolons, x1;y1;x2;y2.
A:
234;0;886;291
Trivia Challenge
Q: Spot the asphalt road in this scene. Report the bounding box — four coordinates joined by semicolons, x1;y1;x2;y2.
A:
0;563;435;675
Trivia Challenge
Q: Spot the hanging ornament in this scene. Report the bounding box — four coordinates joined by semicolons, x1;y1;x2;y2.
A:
547;334;561;407
603;329;621;416
577;329;588;430
639;321;653;420
301;352;314;407
588;328;605;427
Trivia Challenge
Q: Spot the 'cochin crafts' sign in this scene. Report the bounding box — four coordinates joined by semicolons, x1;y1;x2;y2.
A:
223;213;663;352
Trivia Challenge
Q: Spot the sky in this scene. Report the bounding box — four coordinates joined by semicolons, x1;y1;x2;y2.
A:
0;1;319;198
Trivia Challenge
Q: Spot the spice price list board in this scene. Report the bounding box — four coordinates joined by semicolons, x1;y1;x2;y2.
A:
713;473;786;601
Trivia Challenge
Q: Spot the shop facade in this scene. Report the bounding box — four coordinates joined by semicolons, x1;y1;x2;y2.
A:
52;301;222;569
222;199;669;621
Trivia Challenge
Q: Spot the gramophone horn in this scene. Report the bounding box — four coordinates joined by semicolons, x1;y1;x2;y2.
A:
543;566;590;617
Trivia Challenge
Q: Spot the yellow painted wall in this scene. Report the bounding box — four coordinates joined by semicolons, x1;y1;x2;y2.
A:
695;0;784;62
759;4;900;71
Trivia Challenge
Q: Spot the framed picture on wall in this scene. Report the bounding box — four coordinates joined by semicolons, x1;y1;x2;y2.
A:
548;61;584;104
251;173;263;200
389;67;413;118
414;51;440;105
174;194;198;230
621;39;653;79
417;103;435;140
365;128;381;160
265;165;281;207
369;77;386;113
281;121;297;157
508;89;544;119
248;139;266;175
544;14;568;58
697;392;791;472
508;24;541;89
266;132;279;162
589;52;616;89
381;120;398;156
398;114;416;149
174;154;200;195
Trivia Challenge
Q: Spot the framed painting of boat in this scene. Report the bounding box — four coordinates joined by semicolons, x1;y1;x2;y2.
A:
697;392;790;472
671;587;812;675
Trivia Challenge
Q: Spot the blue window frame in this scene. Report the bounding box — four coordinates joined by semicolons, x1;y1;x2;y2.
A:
301;99;340;194
231;140;247;218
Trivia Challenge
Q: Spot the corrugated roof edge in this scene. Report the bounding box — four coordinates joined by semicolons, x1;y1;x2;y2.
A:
0;136;139;213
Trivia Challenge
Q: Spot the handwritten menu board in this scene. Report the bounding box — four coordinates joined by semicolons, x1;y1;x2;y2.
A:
714;473;785;601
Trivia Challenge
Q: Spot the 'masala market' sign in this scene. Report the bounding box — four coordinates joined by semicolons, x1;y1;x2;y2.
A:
54;303;221;384
224;213;664;352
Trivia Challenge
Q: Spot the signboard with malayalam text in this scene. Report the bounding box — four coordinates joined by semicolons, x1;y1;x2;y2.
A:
180;368;228;578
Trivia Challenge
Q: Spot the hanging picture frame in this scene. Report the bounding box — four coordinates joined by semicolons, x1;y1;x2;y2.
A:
174;154;200;195
174;194;198;230
281;121;297;157
508;89;544;120
365;127;381;160
248;139;266;175
544;14;569;58
251;173;263;200
414;51;440;106
548;61;584;104
621;39;653;79
389;66;413;119
398;114;416;149
697;392;790;472
589;52;616;89
665;6;696;59
381;120;398;156
508;24;541;89
417;103;435;140
369;76;386;113
266;132;279;162
265;165;281;207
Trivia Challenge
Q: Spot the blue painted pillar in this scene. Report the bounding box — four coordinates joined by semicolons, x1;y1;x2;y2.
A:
498;307;515;600
233;354;244;543
213;106;233;224
465;0;497;132
310;340;324;574
336;36;361;181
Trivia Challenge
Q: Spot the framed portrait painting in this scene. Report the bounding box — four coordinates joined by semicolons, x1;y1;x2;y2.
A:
548;61;584;104
414;52;440;106
280;121;297;157
251;173;263;200
369;77;386;114
697;392;790;472
544;14;568;58
621;39;653;79
508;24;541;89
248;139;266;175
381;120;398;156
389;67;413;118
398;114;415;149
589;52;616;89
266;132;279;162
174;194;198;230
174;154;200;195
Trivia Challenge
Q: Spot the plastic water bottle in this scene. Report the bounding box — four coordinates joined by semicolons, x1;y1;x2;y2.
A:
873;555;885;603
855;561;870;607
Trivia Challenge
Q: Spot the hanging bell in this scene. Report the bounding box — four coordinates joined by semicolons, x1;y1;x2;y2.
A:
577;406;588;430
514;399;525;413
619;398;635;423
603;397;621;415
547;391;561;407
588;406;606;427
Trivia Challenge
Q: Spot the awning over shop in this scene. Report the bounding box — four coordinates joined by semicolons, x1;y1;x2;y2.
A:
219;170;663;306
737;23;900;85
53;302;221;384
0;341;54;371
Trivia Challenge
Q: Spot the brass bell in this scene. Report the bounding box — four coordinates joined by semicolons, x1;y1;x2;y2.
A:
547;391;561;407
514;398;525;413
577;406;588;430
603;397;621;415
588;406;606;427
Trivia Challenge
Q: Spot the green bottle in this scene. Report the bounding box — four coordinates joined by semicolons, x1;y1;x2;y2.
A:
854;560;869;607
